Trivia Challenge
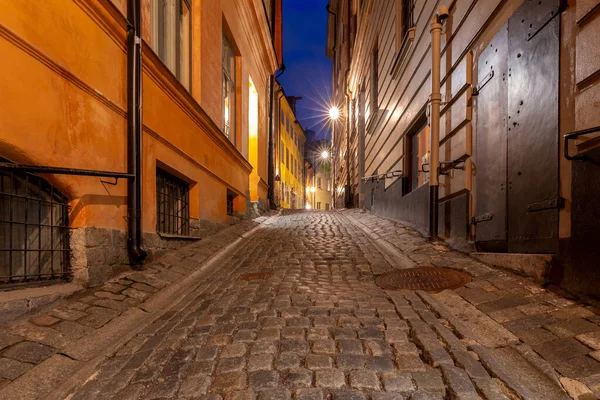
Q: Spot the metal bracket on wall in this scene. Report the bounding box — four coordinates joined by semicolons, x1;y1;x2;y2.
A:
564;126;600;162
472;213;493;224
472;70;494;96
526;197;565;212
440;158;467;175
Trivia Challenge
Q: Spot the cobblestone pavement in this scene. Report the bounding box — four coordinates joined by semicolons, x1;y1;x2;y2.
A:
2;210;600;399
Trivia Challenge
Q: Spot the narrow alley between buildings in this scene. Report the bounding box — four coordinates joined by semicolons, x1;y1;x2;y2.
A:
1;210;598;400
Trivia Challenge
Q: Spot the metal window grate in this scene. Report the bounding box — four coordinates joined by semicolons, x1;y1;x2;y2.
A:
0;167;71;288
156;168;190;236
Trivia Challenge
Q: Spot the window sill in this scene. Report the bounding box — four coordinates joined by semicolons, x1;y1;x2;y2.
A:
157;233;201;241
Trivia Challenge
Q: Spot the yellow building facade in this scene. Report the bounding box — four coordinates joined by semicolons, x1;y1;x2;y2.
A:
0;0;281;288
276;92;306;209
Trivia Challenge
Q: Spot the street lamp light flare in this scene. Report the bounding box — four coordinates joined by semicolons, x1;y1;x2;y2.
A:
329;106;340;120
321;151;329;160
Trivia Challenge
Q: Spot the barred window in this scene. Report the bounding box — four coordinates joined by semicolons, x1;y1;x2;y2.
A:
1;166;70;287
156;168;190;236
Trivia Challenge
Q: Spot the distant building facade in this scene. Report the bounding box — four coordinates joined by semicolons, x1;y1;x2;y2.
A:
327;0;600;297
274;84;306;210
305;138;333;211
0;0;282;289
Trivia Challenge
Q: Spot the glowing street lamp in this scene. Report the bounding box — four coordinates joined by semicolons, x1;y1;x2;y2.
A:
329;106;340;121
321;150;329;160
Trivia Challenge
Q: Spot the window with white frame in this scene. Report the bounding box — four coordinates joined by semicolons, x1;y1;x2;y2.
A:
222;34;236;142
150;0;191;90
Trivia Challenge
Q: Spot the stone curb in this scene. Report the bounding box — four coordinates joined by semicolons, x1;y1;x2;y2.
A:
3;215;276;400
340;212;418;270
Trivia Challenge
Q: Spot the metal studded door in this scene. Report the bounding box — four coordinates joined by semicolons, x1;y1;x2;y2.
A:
507;0;561;253
474;24;509;251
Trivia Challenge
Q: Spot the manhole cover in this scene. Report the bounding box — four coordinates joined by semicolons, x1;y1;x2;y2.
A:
239;272;271;281
375;267;472;292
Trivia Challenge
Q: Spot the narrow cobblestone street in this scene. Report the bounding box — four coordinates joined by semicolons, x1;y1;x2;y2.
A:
2;210;600;399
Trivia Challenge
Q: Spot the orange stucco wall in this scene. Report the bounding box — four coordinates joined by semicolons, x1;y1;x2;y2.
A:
0;0;277;233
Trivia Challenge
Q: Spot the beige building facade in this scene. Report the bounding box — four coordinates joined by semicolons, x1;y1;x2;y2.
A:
327;0;600;297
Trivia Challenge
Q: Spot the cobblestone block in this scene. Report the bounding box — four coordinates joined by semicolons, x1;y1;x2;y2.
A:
371;392;408;400
333;328;356;339
258;388;291;400
338;339;363;354
217;356;246;373
311;339;336;354
336;354;364;370
306;354;333;370
3;341;55;364
281;339;309;354
307;327;330;340
441;365;479;399
30;315;60;327
383;372;414;393
295;388;325;400
257;328;280;341
367;356;395;373
315;369;346;388
248;354;274;371
211;371;248;392
179;374;211;397
284;367;313;388
331;389;366;400
412;370;446;396
349;369;380;389
249;370;280;390
197;345;220;361
0;333;23;351
0;357;34;380
221;343;248;358
251;341;278;355
276;353;301;369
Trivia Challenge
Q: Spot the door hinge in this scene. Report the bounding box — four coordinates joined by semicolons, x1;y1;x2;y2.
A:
472;70;494;96
526;197;565;212
472;213;493;224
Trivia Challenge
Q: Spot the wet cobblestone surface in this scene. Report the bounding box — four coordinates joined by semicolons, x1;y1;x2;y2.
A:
2;210;600;399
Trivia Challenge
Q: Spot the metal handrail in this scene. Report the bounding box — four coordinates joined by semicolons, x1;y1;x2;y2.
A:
564;126;600;161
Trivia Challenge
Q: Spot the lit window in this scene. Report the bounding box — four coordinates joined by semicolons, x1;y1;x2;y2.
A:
223;34;237;142
150;0;191;90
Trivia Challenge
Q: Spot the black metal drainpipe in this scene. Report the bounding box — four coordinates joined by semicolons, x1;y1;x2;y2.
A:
126;0;147;266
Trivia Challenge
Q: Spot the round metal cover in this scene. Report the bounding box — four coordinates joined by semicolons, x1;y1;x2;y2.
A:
375;267;472;292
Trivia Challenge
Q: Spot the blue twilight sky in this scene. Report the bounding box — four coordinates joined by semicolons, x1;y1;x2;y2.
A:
278;0;332;141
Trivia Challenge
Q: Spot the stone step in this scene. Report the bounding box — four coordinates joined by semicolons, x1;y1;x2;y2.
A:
470;252;555;283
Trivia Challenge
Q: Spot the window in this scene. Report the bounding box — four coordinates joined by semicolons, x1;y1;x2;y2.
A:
223;34;237;142
317;177;322;189
280;142;284;165
1;165;70;287
156;168;190;235
227;192;236;216
286;148;289;168
150;0;191;90
325;203;330;210
317;202;322;210
408;124;430;192
371;45;379;114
